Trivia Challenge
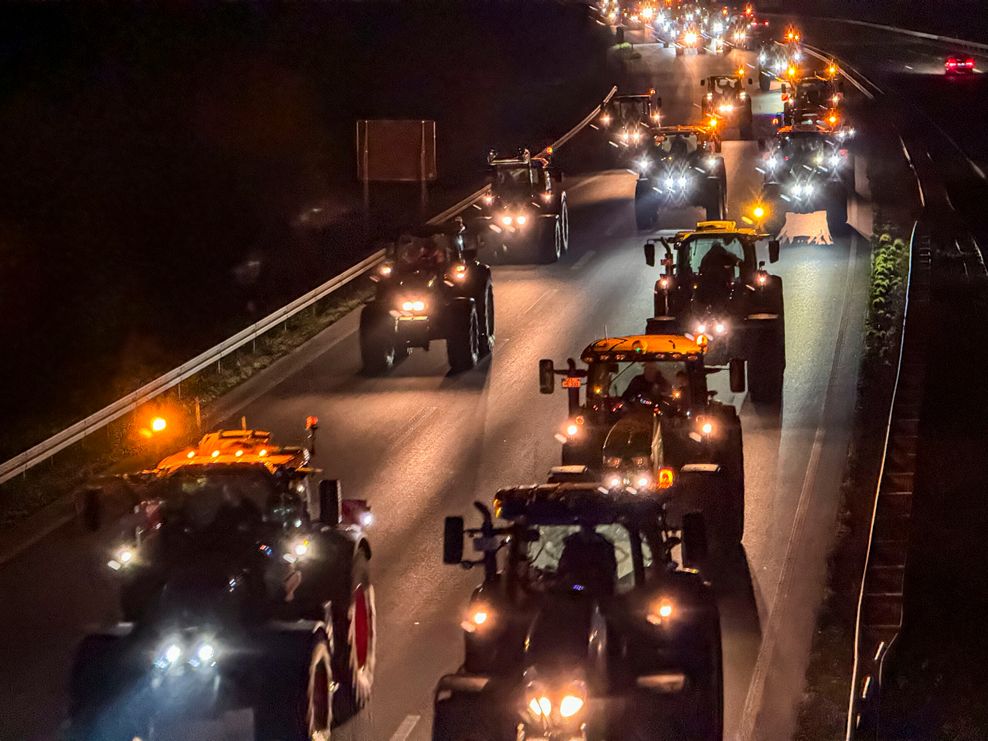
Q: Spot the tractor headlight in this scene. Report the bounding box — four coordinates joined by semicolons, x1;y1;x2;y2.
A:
600;113;612;127
399;299;427;313
664;176;676;190
559;694;585;718
461;603;493;633
107;545;137;571
647;597;676;625
759;51;767;64
637;156;652;173
718;103;735;114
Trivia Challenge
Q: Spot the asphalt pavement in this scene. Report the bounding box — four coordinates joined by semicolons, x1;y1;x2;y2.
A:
0;40;870;741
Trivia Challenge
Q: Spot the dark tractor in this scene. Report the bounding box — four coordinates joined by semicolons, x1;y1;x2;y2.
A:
539;334;746;550
700;74;754;139
360;220;494;373
434;486;722;740
761;124;853;236
643;221;785;403
633;125;726;230
597;90;663;165
781;73;842;128
70;425;375;740
755;41;789;92
474;149;568;264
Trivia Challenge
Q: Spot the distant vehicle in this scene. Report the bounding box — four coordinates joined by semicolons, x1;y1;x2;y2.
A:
945;55;976;74
434;484;722;740
475;149;568;264
643;221;785;403
633;125;726;229
597;90;663;165
70;423;375;739
701;74;755;139
360;221;494;373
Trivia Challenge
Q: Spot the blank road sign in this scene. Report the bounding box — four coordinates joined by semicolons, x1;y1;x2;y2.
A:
356;119;437;182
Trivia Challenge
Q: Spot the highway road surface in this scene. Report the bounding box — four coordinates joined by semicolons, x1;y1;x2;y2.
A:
0;36;870;741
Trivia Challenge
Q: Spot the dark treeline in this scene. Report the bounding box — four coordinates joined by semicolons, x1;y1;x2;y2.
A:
0;0;611;458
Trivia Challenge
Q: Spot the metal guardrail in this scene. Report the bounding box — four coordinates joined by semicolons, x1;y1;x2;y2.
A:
0;86;617;487
845;220;929;740
764;12;988;53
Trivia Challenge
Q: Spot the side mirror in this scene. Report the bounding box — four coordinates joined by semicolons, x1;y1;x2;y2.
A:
729;358;746;393
700;79;706;86
539;359;555;394
644;241;656;267
615;26;625;44
443;516;465;564
768;239;781;263
780;84;789;95
318;479;342;527
79;486;103;532
656;96;663;107
748;78;754;85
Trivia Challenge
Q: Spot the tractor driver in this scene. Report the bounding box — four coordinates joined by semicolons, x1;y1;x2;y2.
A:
396;234;446;273
623;361;672;406
557;523;618;595
698;240;743;280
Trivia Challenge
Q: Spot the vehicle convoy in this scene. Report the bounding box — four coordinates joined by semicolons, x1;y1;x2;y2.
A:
539;333;746;547
70;424;376;740
360;220;494;373
597;90;662;164
634;125;726;229
700;74;754;139
642;220;785;403
474;149;568;264
762;123;852;235
433;485;722;740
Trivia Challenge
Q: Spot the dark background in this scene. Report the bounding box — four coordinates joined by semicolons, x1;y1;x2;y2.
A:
776;0;988;42
0;0;612;459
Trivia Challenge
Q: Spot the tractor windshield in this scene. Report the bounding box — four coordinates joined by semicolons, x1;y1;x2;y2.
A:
588;360;690;407
609;98;650;125
712;77;740;95
149;468;283;532
527;522;652;594
656;133;699;157
493;166;533;195
687;236;749;274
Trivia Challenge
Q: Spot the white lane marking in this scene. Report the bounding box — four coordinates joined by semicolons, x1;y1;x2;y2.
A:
523;288;556;315
737;232;859;739
904;64;914;70
571;250;597;270
389;714;421;741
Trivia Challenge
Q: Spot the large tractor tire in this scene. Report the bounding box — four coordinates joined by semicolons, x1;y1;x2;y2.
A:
559;194;570;253
359;302;399;375
669;466;743;553
329;549;376;722
254;627;334;741
635;179;659;230
748;318;785;403
475;279;495;357
704;177;725;221
826;183;850;237
740;105;754;140
446;301;480;373
536;216;563;264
